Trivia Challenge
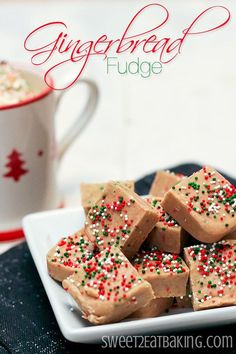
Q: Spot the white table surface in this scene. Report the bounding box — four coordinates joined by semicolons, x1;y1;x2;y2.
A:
1;0;236;254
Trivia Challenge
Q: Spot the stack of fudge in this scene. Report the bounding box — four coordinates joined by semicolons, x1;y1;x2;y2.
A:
47;167;236;324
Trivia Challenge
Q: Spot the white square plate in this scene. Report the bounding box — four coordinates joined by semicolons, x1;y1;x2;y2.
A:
23;207;236;343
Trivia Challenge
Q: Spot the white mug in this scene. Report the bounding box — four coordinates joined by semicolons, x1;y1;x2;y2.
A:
0;64;98;240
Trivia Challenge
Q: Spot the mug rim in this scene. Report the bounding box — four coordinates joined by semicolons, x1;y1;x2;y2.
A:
0;62;53;111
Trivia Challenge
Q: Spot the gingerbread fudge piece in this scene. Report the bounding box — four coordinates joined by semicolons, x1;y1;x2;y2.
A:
149;170;185;197
80;180;134;214
162;166;236;243
47;229;94;282
145;196;188;254
62;246;154;324
130;297;173;319
132;248;189;298
184;240;236;311
85;181;159;259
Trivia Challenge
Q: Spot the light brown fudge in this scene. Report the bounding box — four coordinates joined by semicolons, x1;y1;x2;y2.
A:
145;196;188;254
162;166;236;243
184;240;236;311
175;284;192;309
47;229;94;282
130;297;173;319
62;246;154;325
80;180;135;214
224;230;236;240
84;181;159;259
175;295;192;309
132;248;189;298
149;170;185;197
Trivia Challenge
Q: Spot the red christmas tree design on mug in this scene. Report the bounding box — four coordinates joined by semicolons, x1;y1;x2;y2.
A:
3;149;29;182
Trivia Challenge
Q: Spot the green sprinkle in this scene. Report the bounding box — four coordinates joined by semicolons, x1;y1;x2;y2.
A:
188;182;200;190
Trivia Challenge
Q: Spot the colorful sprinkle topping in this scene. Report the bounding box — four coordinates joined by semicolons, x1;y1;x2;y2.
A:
175;167;236;226
69;246;142;302
133;248;187;275
186;240;236;303
85;194;136;248
50;233;94;268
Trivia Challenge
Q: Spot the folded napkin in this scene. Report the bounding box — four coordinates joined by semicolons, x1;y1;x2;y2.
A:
0;163;235;353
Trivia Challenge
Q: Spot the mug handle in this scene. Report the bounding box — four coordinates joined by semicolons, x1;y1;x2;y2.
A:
56;79;99;162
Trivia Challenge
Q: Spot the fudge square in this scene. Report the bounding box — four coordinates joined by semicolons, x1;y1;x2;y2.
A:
62;246;154;324
162;166;236;243
47;229;94;282
130;297;173;319
85;181;159;259
80;180;134;214
149;170;185;197
145;196;188;254
132;248;189;298
184;240;236;311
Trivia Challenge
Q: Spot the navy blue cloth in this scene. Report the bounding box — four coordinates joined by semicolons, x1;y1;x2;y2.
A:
0;163;236;353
